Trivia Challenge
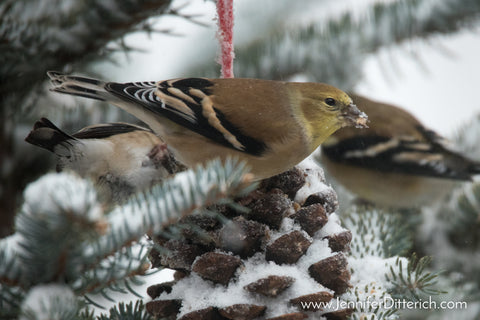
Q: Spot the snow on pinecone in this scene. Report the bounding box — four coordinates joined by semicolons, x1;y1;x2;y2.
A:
146;158;353;319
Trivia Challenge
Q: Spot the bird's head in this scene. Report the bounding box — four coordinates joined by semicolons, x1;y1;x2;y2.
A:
315;85;368;129
289;82;368;144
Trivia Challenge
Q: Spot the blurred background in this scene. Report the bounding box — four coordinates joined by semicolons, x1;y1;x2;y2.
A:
4;0;480;237
98;0;480;137
2;0;480;241
2;0;480;318
2;0;480;234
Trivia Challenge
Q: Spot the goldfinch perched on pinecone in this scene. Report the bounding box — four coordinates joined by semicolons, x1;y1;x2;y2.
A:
25;118;184;203
321;94;480;208
47;72;368;180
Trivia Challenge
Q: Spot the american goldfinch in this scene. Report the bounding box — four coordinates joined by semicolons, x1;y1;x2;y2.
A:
321;94;480;208
47;72;368;180
25;118;184;203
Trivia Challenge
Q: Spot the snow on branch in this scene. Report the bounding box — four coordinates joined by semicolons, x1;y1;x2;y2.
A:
106;157;255;238
68;158;255;297
193;0;480;90
0;158;255;318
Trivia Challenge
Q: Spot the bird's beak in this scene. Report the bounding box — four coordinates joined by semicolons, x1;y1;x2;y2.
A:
341;103;368;128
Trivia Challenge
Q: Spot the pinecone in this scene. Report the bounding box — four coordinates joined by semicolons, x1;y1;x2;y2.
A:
146;160;353;319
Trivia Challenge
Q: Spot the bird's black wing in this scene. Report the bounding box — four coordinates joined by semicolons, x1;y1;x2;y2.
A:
73;123;152;140
323;125;479;180
105;78;267;156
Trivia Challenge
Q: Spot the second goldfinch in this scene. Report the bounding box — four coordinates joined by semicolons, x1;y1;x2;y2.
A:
25;118;184;203
321;94;480;208
47;72;368;180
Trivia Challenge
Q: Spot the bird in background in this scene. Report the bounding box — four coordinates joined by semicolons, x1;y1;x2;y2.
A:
321;94;480;208
46;71;368;180
25;118;185;204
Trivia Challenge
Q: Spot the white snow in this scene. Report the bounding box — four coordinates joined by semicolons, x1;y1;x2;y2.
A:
343;207;391;258
294;155;330;205
342;256;407;320
349;256;404;288
156;158;347;318
0;233;23;279
317;213;348;238
107;159;246;237
19;284;78;320
340;279;397;320
420;186;480;276
167;246;337;318
16;2;480;317
22;172;103;222
0;233;21;259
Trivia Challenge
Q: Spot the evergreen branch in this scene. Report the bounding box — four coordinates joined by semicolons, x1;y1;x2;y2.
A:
432;180;480;297
96;301;153;320
347;284;398;320
20;284;81;320
0;285;24;319
350;311;397;320
191;0;480;90
123;278;143;299
0;160;255;314
76;158;254;295
100;289;118;303
79;308;96;320
84;294;107;310
10;173;104;287
134;21;182;37
386;254;443;300
167;3;211;27
98;157;254;251
0;0;173;113
343;205;414;258
78;245;150;297
448;182;480;249
0;235;24;289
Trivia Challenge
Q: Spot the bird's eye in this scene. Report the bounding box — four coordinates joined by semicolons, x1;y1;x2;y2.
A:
325;98;336;106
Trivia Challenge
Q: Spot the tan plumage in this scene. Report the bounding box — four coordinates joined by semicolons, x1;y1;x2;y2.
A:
321;94;480;208
47;72;368;180
25;118;184;203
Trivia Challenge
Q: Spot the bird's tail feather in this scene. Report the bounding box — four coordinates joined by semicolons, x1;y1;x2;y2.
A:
47;71;154;130
25;118;76;154
47;71;109;102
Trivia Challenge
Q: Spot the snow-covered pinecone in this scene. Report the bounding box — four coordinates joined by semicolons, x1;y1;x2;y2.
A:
146;159;353;319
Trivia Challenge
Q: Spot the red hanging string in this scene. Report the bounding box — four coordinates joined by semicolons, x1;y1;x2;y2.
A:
216;0;234;78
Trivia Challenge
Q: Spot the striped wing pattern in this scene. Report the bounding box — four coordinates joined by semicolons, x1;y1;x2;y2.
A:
105;78;267;156
323;125;478;180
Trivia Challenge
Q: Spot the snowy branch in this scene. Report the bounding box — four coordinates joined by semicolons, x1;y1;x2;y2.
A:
0;0;172;111
191;0;480;89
